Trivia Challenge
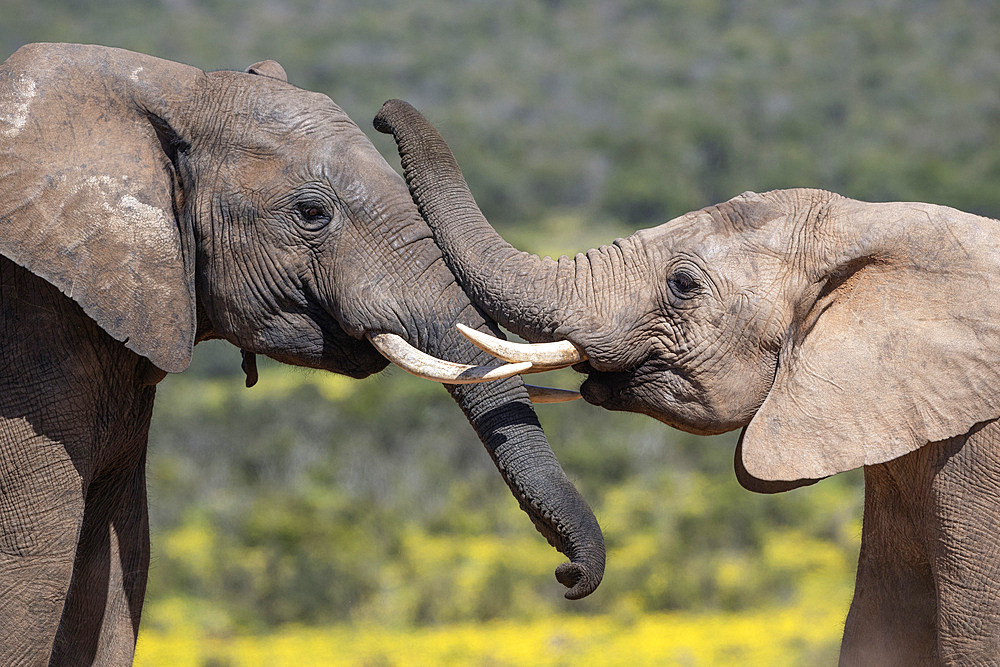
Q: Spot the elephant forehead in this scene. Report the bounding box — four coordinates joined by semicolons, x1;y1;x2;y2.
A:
207;77;351;144
319;136;410;198
637;214;710;254
656;210;799;256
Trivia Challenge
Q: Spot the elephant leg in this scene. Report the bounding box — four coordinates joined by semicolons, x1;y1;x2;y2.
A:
840;548;938;665
842;427;1000;665
0;427;86;665
840;448;941;666
49;456;150;666
2;256;155;663
928;422;1000;664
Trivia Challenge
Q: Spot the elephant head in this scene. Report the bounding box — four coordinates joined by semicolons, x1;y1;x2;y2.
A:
0;45;604;598
375;99;1000;490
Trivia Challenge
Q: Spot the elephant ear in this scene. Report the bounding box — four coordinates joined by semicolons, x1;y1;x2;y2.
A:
245;60;288;81
740;200;1000;483
0;44;200;373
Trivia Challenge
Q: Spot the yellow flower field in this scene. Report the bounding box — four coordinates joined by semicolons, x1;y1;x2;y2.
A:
135;600;847;667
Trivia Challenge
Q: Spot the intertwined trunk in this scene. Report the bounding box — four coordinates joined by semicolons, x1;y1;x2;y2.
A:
351;182;606;599
413;272;606;599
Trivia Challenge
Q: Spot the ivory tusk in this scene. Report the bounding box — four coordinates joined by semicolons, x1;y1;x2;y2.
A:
457;323;587;369
367;332;533;383
525;385;582;403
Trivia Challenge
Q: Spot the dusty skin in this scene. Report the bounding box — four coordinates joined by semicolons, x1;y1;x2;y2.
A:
0;45;605;665
377;98;1000;665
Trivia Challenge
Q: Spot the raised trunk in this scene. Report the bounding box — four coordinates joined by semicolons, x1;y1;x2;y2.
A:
374;100;598;344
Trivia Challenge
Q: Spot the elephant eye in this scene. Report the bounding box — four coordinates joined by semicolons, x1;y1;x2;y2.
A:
668;270;700;299
295;202;331;228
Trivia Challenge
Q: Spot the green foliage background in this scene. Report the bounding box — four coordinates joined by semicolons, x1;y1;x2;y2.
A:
4;0;999;662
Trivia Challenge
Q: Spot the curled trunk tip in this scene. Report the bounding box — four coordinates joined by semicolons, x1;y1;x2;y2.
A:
373;99;413;135
556;561;603;600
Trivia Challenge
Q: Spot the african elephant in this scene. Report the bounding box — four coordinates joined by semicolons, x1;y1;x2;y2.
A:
0;45;605;665
375;99;1000;665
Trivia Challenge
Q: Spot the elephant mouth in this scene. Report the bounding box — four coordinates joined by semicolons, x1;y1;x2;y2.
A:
579;376;612;406
339;338;390;379
576;364;628;408
577;361;689;425
580;362;741;436
279;328;388;379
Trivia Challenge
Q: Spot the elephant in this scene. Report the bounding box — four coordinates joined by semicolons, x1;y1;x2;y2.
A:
0;45;605;665
374;99;1000;665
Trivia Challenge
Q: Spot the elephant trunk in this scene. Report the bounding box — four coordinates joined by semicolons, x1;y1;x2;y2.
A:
446;377;605;600
373;100;602;345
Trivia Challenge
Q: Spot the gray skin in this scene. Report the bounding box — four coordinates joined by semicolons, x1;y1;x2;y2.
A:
375;99;1000;665
0;45;604;665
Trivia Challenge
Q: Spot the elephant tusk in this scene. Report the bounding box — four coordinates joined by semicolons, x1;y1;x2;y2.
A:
367;332;533;383
525;385;582;403
457;323;587;369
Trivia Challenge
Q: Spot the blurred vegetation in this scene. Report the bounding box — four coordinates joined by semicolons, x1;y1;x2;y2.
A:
140;347;861;631
135;346;859;664
4;0;999;663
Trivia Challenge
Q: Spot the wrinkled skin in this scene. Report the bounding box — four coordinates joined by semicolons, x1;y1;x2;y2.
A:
0;46;604;665
375;99;1000;665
